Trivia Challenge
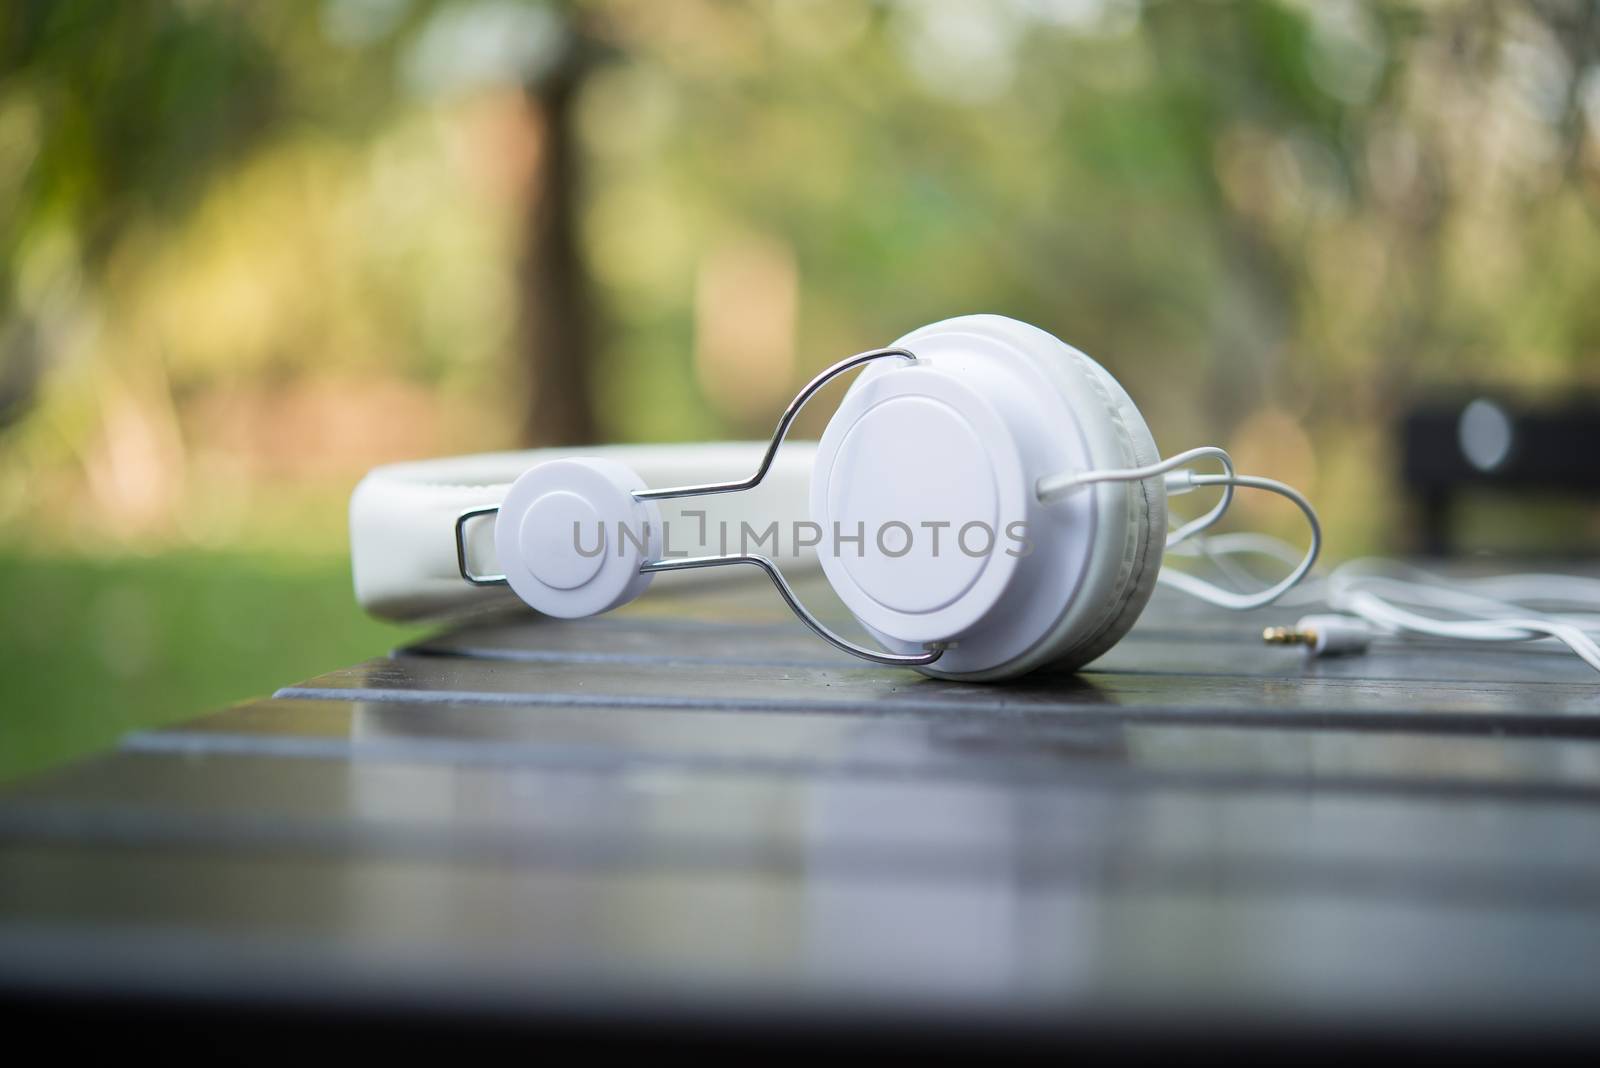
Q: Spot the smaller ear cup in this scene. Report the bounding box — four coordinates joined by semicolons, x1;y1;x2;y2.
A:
822;315;1165;681
494;458;660;618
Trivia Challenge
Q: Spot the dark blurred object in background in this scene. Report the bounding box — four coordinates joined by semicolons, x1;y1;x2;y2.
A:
1402;396;1600;556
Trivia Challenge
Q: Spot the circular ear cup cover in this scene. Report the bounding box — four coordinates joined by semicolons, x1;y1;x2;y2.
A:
886;315;1167;680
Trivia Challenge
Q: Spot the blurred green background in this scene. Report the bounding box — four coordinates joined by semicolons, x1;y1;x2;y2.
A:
2;0;1599;781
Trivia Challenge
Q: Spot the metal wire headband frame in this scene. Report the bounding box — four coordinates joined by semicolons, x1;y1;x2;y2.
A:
453;347;947;667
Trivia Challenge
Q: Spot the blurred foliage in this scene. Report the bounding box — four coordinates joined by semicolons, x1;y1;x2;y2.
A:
0;551;425;783
2;0;1599;777
1;0;1597;556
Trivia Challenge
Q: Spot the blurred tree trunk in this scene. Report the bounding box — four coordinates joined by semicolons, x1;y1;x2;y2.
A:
518;50;598;447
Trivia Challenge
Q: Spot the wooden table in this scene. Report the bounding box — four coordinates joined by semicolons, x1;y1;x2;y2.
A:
3;570;1599;1053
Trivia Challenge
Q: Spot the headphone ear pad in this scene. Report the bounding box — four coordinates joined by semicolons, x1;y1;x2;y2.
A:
1047;356;1165;670
903;315;1166;679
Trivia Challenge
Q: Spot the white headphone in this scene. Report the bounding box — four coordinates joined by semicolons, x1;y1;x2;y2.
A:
351;314;1322;681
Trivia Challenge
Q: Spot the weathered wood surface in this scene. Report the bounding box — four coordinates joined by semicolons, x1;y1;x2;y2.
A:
3;574;1599;1050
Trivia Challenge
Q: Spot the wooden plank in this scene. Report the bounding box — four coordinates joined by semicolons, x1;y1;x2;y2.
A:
275;655;1600;734
3;843;1600;1037
5;746;1600;891
104;699;1600;799
407;613;1599;684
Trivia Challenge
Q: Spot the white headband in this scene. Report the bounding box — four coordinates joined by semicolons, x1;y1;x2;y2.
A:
349;442;817;621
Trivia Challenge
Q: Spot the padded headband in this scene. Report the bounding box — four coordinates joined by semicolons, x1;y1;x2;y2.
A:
350;442;816;621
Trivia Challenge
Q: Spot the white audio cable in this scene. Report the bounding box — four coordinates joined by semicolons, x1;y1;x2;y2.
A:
1174;533;1600;676
1038;445;1323;611
1041;446;1600;676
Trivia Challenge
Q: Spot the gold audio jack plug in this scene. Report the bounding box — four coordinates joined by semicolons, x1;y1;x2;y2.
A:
1262;614;1374;657
1263;624;1316;646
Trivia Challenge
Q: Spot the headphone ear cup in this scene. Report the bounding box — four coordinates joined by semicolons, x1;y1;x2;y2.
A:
894;315;1166;679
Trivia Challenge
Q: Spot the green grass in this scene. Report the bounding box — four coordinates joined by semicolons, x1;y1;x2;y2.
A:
0;552;428;784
